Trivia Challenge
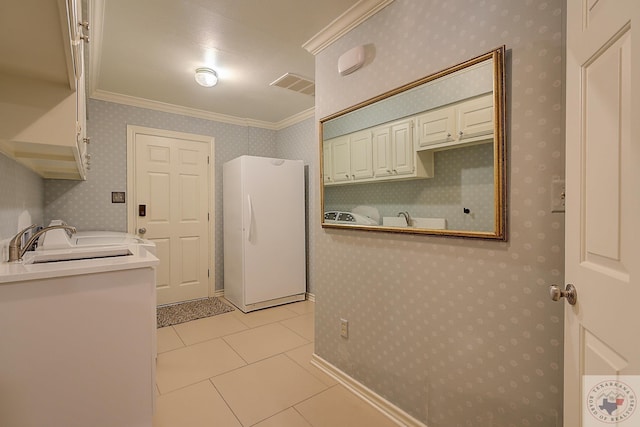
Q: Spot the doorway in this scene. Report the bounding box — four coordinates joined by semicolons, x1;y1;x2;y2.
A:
127;125;214;305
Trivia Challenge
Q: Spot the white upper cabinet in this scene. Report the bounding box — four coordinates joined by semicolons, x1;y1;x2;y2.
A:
324;131;373;184
416;106;456;147
349;130;374;180
330;135;351;183
0;0;89;180
374;119;417;177
325;118;433;186
457;94;494;140
416;93;494;150
322;141;333;184
390;120;415;176
372;127;393;177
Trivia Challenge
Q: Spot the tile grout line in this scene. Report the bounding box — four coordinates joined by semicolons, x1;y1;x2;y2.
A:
208;377;246;427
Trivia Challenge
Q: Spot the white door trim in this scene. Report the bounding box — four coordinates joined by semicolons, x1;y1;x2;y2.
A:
126;125;215;298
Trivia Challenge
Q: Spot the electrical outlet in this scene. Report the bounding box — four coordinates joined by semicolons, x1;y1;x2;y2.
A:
340;318;349;339
551;178;566;213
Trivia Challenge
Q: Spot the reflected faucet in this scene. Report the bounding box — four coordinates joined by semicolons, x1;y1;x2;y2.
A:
397;211;412;226
8;224;77;262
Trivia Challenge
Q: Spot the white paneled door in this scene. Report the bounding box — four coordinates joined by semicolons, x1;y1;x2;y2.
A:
564;1;640;426
127;126;212;305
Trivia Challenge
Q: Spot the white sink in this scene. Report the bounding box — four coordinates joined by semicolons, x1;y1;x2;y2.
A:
22;245;133;264
382;216;408;227
412;218;447;229
382;217;447;229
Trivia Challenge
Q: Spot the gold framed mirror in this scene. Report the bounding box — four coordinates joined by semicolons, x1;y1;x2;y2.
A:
320;46;506;240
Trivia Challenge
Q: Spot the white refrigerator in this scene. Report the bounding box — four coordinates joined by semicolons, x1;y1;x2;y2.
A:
223;155;306;312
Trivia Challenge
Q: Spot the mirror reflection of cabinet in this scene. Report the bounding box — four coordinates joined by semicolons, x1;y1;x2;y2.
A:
324;118;434;186
417;93;494;150
373;120;415;177
350;131;374;180
324;131;373;184
320;46;506;240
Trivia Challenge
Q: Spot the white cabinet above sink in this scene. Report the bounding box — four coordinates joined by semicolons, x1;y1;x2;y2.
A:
0;0;89;180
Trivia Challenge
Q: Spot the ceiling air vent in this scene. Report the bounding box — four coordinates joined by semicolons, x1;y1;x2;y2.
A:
270;73;315;97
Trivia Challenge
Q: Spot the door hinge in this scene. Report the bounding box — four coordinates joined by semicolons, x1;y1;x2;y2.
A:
207;269;210;278
208;213;210;221
207;156;210;164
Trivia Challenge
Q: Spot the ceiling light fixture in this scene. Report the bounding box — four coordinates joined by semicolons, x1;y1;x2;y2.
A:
195;67;218;87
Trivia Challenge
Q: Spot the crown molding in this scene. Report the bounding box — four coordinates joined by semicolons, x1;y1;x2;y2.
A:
90;89;314;130
302;0;394;55
274;107;315;129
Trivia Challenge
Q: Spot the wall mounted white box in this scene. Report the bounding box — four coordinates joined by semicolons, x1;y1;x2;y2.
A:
338;45;365;76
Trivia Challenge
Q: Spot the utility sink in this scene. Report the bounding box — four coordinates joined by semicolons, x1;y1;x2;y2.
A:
411;218;447;229
382;217;447;229
22;245;133;264
382;217;408;227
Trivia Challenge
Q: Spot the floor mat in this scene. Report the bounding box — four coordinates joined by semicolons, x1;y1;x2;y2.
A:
157;297;234;328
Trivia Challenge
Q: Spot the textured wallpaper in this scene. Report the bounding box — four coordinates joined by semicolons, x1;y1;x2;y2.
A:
43;101;315;293
44;100;293;292
0;153;44;258
276;118;318;293
313;0;565;426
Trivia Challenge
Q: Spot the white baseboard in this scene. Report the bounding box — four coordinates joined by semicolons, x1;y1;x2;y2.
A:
310;354;427;427
306;292;315;302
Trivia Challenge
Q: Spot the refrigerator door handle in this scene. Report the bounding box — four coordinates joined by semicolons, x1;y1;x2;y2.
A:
247;194;253;241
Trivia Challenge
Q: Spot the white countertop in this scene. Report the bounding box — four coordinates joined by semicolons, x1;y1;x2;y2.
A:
0;244;159;284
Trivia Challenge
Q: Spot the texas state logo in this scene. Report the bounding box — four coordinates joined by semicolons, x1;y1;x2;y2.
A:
586;379;637;425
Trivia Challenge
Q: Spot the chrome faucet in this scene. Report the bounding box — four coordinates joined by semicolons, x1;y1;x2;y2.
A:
397;211;412;226
8;224;77;262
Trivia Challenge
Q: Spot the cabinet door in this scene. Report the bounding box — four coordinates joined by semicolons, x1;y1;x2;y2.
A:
322;140;333;184
75;72;88;178
349;130;374;180
391;121;415;175
416;106;455;147
331;136;351;183
457;94;494;140
372;127;393;177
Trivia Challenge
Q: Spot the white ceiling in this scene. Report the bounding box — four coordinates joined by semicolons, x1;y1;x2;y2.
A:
90;0;367;127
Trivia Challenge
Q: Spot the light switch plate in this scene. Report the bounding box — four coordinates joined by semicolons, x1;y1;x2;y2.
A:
340;318;349;339
112;192;126;203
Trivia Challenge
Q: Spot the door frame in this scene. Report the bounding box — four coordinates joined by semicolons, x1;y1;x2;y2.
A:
126;125;215;298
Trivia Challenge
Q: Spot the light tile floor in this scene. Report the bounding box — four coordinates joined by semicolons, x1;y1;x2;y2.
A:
153;300;398;427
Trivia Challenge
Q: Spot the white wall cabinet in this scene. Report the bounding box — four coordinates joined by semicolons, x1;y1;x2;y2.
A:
372;127;393;177
0;0;89;180
416;93;494;150
349;130;374;180
323;94;493;187
322;131;373;184
415;106;456;147
325;119;433;186
373;119;419;178
325;130;374;184
456;94;495;140
330;135;351;183
323;141;333;184
389;120;415;176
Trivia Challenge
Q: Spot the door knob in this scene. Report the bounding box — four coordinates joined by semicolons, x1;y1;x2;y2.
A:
549;284;577;305
138;228;147;235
